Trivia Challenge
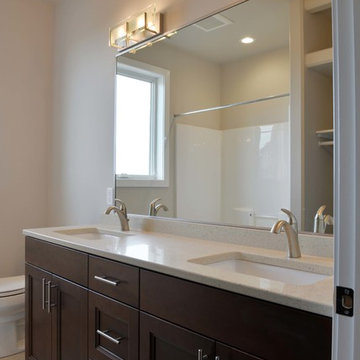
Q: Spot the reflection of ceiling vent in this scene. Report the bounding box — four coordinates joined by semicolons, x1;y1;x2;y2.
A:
193;14;233;32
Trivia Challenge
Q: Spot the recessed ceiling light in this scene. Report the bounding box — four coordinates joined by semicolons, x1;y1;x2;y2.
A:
240;37;255;44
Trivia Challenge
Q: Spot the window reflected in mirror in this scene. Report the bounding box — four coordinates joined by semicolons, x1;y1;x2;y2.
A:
115;58;169;187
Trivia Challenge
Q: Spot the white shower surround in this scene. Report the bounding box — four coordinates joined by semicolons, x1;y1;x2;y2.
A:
176;122;290;226
176;125;222;223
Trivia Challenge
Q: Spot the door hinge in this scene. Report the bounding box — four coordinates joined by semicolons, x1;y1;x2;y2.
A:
336;286;354;317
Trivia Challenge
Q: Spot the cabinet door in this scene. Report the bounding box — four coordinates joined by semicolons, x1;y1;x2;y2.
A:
89;291;139;360
25;264;52;360
51;274;88;360
140;312;215;360
216;342;263;360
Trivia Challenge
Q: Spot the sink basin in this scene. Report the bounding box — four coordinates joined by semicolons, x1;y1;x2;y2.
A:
55;227;134;241
189;253;331;286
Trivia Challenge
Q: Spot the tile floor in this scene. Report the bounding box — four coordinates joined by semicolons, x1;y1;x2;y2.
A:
2;353;24;360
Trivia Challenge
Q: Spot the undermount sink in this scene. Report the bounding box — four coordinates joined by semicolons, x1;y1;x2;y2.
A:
189;253;331;286
55;227;134;241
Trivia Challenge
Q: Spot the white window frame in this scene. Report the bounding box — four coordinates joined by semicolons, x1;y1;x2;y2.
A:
115;56;170;188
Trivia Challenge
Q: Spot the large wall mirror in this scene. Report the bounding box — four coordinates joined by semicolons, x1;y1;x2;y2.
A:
115;0;334;234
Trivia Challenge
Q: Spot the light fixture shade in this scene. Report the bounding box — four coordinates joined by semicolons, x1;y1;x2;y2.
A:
109;23;128;49
110;4;162;50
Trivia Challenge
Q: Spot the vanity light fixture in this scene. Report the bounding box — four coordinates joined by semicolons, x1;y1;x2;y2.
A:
240;36;255;44
110;4;162;50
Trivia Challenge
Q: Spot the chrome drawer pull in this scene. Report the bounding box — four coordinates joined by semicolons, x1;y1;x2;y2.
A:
41;278;46;310
96;329;124;344
47;280;51;313
46;281;57;314
94;275;121;286
197;349;208;360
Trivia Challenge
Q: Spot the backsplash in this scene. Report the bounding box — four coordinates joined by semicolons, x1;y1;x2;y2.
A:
101;214;333;258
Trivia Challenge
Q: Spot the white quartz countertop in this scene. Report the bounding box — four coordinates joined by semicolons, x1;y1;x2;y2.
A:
23;223;334;317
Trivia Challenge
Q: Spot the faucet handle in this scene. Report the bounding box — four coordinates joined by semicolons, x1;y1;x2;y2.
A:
280;208;298;233
114;198;123;206
316;205;327;217
150;198;161;205
114;199;128;218
114;198;125;209
149;198;162;216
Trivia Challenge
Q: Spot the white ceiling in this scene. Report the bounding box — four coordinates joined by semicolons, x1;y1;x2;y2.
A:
164;0;290;64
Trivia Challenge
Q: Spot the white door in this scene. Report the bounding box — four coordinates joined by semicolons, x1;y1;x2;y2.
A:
332;0;360;358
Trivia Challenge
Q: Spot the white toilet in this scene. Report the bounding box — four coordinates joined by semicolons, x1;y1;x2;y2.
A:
0;275;25;358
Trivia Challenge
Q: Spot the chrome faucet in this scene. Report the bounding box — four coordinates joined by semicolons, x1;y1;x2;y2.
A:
105;199;129;231
314;205;333;233
149;198;168;216
270;208;301;258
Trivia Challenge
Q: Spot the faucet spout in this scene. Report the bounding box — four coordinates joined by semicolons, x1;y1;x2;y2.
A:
155;203;168;215
270;220;287;234
105;203;130;231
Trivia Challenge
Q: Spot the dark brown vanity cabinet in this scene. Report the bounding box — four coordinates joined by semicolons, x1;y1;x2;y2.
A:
25;237;140;360
25;236;332;360
25;237;88;360
25;264;88;360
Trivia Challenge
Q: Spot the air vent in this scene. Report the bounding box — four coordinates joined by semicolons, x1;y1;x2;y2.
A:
193;14;233;32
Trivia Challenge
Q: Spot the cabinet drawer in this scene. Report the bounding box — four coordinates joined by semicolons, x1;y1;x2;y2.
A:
140;270;332;360
89;255;139;307
25;237;88;286
89;291;139;360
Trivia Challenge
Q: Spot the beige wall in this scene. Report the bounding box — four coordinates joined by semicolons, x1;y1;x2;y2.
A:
221;47;290;129
0;0;53;276
221;47;290;104
49;0;240;225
